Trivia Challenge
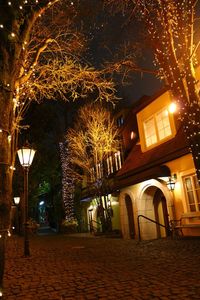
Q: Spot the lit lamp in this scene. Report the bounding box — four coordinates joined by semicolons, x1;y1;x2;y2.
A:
13;197;20;234
13;197;20;205
167;177;176;191
17;144;36;256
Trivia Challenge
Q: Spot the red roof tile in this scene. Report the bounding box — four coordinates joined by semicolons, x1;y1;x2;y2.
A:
117;127;189;179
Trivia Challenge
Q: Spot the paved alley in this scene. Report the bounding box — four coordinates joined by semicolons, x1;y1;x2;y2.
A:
3;234;200;300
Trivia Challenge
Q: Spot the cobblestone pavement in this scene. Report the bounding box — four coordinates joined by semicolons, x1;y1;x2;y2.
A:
3;233;200;300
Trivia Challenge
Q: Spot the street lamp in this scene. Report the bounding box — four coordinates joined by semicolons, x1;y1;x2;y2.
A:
13;197;20;205
17;144;36;256
13;197;20;234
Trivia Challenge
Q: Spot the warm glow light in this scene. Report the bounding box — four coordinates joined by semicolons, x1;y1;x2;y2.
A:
17;147;36;167
131;131;136;140
14;197;20;205
169;103;177;114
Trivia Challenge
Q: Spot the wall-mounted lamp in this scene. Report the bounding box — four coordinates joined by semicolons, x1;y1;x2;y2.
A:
166;174;177;191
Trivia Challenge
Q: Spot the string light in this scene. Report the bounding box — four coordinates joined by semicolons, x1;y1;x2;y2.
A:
59;140;76;222
9;166;16;170
0;229;12;238
137;0;200;181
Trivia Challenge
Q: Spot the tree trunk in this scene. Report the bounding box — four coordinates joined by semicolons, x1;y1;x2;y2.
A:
184;103;200;182
0;90;13;295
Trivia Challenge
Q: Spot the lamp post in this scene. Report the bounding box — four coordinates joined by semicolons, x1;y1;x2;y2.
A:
13;197;20;234
13;196;20;205
17;145;36;256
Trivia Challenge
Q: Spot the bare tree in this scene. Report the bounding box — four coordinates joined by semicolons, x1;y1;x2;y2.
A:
66;103;120;232
104;0;200;181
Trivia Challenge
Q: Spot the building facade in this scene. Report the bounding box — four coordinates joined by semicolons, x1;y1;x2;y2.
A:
80;88;200;240
116;88;200;240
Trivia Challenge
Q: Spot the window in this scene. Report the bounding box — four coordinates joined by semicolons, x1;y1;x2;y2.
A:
143;108;172;148
117;115;124;127
96;163;103;179
90;167;95;182
107;156;113;175
183;174;200;212
115;151;122;171
144;117;157;147
156;109;172;140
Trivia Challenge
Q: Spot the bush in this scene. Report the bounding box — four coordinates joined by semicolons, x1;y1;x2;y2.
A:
60;219;78;233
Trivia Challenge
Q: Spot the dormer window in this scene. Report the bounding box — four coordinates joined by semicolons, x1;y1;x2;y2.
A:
143;108;172;148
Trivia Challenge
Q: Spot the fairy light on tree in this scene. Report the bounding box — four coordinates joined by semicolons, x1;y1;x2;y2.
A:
59;140;76;222
104;0;200;182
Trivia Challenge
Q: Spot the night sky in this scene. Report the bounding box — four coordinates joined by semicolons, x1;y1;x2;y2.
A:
73;0;162;106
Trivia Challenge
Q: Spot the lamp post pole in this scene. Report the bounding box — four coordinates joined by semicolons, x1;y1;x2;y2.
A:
17;144;36;257
24;166;30;256
13;197;20;234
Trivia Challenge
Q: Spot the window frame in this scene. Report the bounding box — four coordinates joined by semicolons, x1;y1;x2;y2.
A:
107;155;113;175
182;173;200;213
114;151;122;171
143;107;173;149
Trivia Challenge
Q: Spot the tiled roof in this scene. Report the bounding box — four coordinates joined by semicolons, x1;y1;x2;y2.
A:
117;126;189;181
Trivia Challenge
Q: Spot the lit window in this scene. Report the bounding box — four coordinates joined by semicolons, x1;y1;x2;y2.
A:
96;163;103;179
143;108;172;148
115;151;122;171
156;109;171;141
130;131;136;140
144;117;157;147
107;156;113;175
183;174;200;212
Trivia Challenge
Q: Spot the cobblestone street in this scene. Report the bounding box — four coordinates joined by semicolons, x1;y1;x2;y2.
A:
3;233;200;299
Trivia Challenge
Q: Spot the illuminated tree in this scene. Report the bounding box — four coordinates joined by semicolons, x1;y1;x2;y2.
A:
104;0;200;181
66;103;120;232
0;0;118;294
59;139;76;223
67;104;119;182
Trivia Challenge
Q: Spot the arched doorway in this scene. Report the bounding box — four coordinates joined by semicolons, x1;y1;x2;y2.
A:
125;195;135;239
153;189;170;238
139;185;170;240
